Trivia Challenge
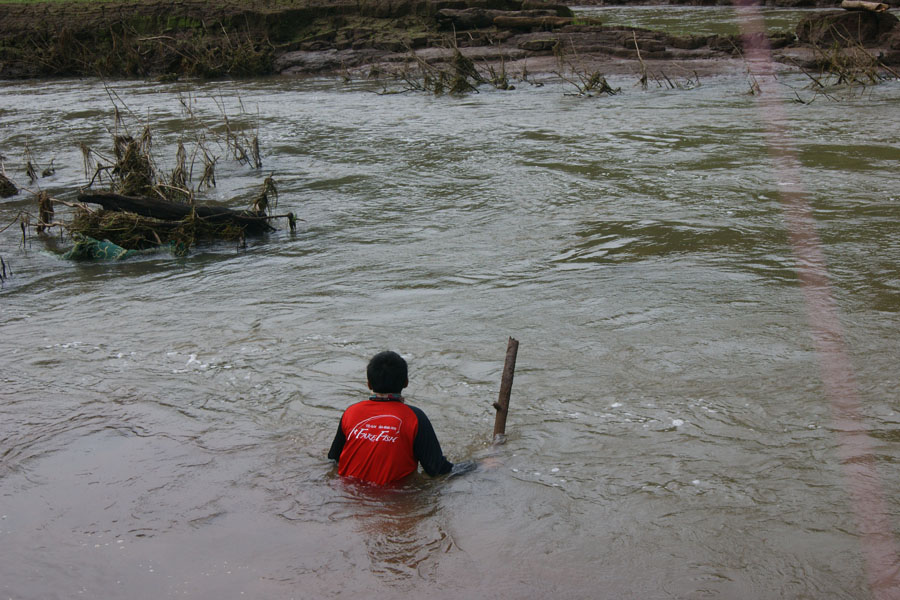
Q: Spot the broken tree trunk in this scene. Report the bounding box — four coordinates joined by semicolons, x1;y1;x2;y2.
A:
77;191;274;234
492;337;520;443
841;0;889;12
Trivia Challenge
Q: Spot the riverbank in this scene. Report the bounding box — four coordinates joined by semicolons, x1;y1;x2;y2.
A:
0;0;898;79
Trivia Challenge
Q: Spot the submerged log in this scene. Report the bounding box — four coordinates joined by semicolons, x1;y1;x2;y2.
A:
77;191;274;234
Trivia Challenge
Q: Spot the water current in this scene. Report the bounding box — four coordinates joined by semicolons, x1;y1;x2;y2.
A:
1;18;900;599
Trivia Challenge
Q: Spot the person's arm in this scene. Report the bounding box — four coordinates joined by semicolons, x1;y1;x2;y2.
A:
410;406;453;477
327;419;345;461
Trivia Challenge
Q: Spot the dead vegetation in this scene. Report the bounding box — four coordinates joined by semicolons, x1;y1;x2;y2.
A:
363;27;709;98
554;42;620;97
376;44;543;95
372;34;491;96
67;200;249;252
786;7;900;101
365;35;623;97
788;35;899;102
803;40;898;92
6;19;275;80
24;93;296;258
632;31;700;91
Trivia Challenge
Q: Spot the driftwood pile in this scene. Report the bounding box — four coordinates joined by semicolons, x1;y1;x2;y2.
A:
77;191;276;235
30;111;296;257
63;179;293;254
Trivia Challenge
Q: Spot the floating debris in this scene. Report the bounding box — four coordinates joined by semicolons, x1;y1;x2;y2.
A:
22;98;298;259
62;235;142;260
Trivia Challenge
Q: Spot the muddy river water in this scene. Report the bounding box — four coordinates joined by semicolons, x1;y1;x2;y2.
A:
2;18;900;599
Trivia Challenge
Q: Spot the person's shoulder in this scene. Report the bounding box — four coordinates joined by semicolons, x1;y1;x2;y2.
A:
342;398;374;415
393;401;420;415
403;404;432;421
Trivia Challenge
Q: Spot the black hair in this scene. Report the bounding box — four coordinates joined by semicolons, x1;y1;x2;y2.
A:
366;351;408;394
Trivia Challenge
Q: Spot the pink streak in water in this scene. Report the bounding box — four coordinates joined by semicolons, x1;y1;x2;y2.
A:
733;2;900;597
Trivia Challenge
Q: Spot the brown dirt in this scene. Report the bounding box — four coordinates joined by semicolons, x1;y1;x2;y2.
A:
0;0;897;79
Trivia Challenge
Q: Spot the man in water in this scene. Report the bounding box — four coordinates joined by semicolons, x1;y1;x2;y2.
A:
328;350;469;485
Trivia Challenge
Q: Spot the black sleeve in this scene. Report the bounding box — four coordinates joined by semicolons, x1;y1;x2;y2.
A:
327;418;345;461
410;406;453;477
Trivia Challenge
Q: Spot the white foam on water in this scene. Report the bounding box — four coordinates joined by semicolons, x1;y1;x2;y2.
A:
672;419;685;427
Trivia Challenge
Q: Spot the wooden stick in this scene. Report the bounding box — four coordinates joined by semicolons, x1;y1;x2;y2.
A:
492;337;519;443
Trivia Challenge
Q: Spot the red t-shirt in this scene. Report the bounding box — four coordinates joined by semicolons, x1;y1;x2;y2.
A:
328;398;453;486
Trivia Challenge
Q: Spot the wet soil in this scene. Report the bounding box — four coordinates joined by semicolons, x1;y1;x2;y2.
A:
0;0;898;79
